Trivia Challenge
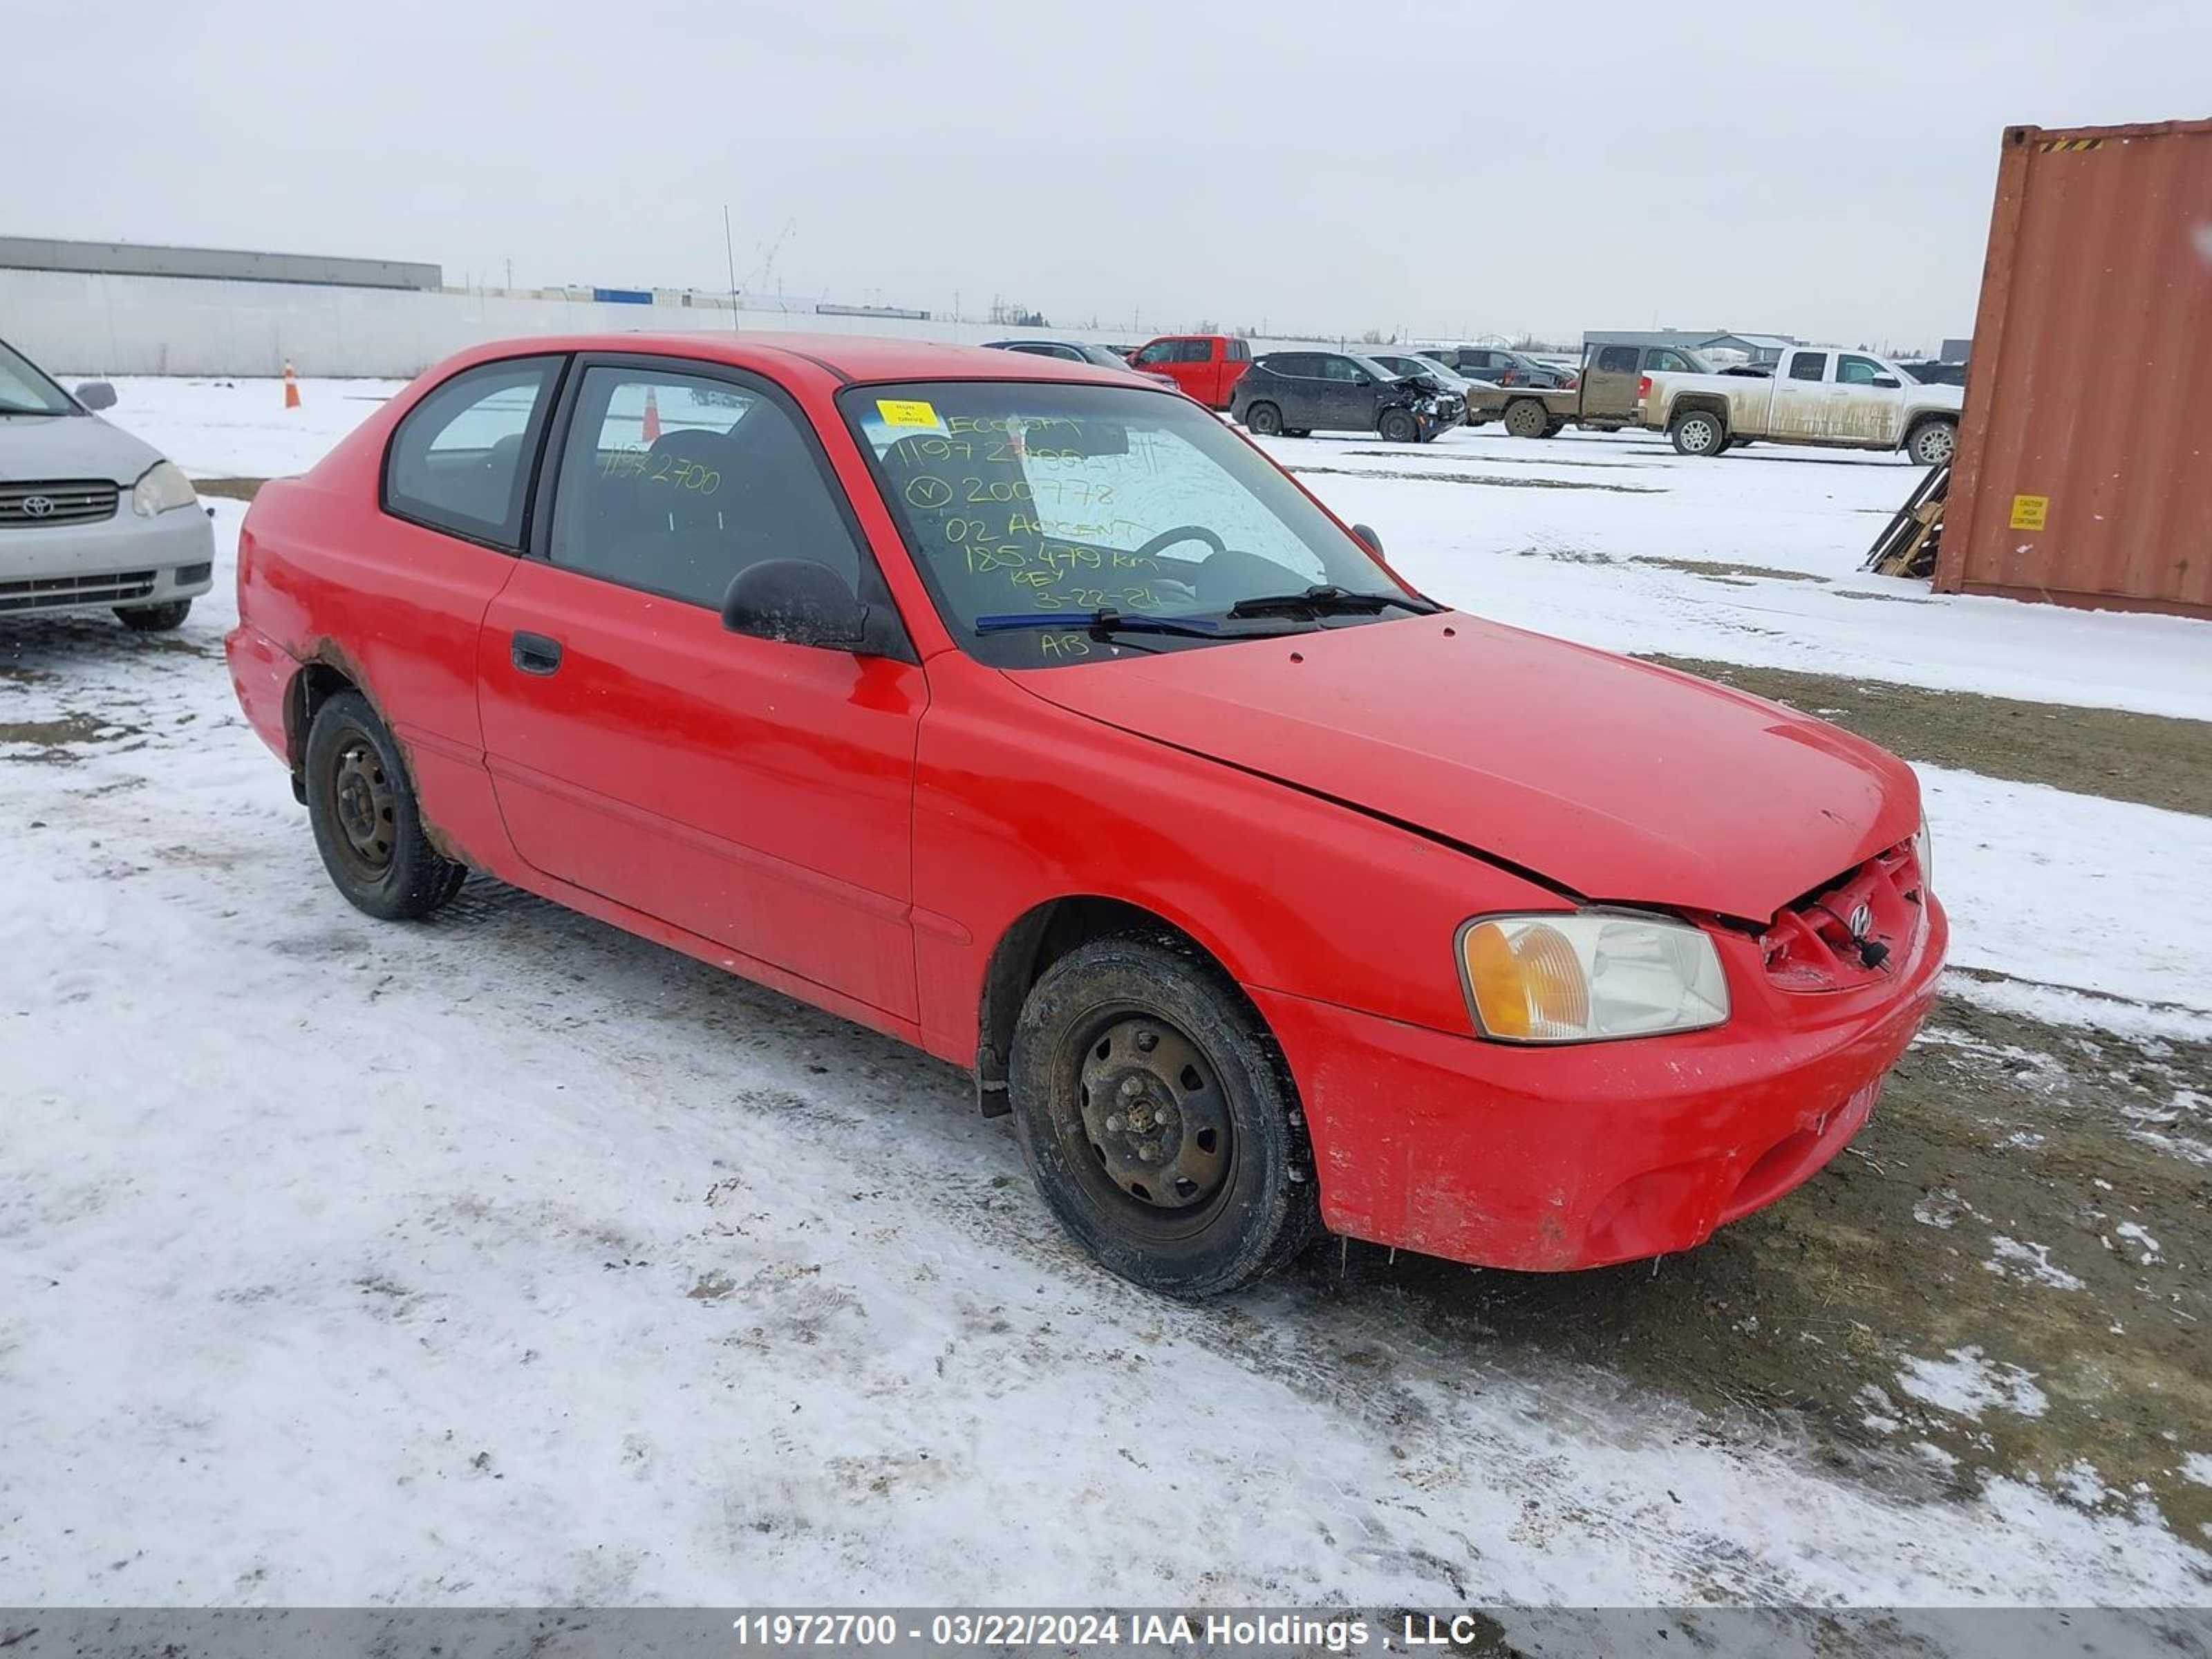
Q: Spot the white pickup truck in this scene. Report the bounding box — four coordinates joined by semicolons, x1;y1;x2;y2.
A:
1640;346;1964;463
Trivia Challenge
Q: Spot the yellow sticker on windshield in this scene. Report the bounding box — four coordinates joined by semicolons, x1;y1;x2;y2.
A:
877;398;940;429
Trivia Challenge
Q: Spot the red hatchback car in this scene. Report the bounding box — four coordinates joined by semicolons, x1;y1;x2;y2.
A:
227;333;1945;1296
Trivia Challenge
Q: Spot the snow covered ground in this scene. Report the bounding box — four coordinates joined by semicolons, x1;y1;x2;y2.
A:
3;379;2208;1615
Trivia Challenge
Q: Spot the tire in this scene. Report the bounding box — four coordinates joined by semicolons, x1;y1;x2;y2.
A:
1907;418;1957;467
1503;399;1550;439
115;599;191;632
1244;402;1283;437
1284;429;1311;438
1537;422;1564;439
1009;934;1321;1297
303;689;468;921
1669;409;1727;457
1378;409;1419;444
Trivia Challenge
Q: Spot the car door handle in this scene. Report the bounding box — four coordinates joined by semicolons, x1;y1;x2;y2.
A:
511;630;563;675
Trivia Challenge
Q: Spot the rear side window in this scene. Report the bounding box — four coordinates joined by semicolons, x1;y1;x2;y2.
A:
384;356;562;548
1788;351;1828;382
1595;346;1639;373
1177;339;1215;364
1227;338;1250;362
547;364;863;610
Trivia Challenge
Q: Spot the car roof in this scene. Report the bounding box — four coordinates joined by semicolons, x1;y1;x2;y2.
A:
439;330;1147;390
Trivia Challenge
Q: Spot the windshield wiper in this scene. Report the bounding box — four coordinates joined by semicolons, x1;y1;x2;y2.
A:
975;608;1239;641
1226;583;1441;619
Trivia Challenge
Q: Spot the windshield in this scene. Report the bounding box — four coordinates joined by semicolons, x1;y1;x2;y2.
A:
0;339;77;417
841;381;1421;667
1078;343;1135;368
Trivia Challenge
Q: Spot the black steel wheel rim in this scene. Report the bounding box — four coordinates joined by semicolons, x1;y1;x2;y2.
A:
1056;1006;1236;1239
328;731;397;879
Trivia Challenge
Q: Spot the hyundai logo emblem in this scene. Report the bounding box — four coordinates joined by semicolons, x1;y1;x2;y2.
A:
21;495;54;517
1847;902;1874;939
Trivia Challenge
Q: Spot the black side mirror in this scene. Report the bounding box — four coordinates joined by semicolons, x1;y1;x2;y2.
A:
722;559;892;655
1351;523;1385;556
75;381;117;412
1872;375;1901;389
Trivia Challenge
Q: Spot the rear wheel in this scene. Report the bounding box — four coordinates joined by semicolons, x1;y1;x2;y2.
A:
115;600;191;632
1378;409;1420;444
1010;935;1320;1297
1244;402;1283;437
303;689;468;921
1503;399;1550;439
1907;418;1957;467
1669;409;1727;457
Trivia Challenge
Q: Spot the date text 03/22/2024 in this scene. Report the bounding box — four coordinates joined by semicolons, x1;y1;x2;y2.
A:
728;1611;1391;1650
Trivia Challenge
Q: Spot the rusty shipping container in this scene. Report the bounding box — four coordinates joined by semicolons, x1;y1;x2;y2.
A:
1938;118;2212;617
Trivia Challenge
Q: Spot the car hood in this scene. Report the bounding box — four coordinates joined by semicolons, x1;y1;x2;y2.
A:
0;412;163;487
1009;613;1919;921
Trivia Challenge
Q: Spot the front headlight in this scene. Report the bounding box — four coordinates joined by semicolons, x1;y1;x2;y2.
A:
1457;911;1730;1043
1913;812;1933;895
131;460;198;517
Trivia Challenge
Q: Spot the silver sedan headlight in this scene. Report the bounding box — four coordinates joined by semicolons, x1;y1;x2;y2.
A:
131;460;198;517
1457;911;1730;1043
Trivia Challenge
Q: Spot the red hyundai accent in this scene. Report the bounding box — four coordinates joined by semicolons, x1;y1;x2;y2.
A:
227;334;1945;1297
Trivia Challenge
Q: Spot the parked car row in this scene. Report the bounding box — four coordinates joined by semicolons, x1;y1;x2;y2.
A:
987;326;1963;462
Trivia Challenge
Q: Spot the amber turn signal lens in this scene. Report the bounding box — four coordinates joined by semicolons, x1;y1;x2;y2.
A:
1461;919;1591;1041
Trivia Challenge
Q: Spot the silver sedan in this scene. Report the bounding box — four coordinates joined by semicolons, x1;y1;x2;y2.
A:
1;336;216;630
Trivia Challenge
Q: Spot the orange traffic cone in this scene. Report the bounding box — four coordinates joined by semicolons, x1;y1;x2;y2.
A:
641;386;662;443
283;360;301;410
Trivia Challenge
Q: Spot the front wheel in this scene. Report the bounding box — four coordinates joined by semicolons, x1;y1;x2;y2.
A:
115;600;191;632
1009;935;1320;1297
303;689;468;920
1669;409;1727;457
1244;402;1283;437
1378;409;1420;444
1907;419;1957;467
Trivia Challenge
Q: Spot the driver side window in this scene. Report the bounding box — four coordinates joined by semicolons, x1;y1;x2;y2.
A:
547;364;862;610
1837;354;1888;386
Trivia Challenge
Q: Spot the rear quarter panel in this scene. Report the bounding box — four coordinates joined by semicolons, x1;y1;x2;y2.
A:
232;398;525;873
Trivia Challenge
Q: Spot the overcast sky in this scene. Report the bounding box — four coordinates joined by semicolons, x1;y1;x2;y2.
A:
15;1;2210;348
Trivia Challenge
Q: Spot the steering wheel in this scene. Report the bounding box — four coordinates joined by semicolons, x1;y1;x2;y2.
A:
1132;525;1226;563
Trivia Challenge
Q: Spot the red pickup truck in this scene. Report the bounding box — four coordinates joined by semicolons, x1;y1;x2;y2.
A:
1127;334;1253;409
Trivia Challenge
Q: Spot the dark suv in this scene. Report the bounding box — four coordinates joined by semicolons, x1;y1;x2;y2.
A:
1230;351;1456;442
